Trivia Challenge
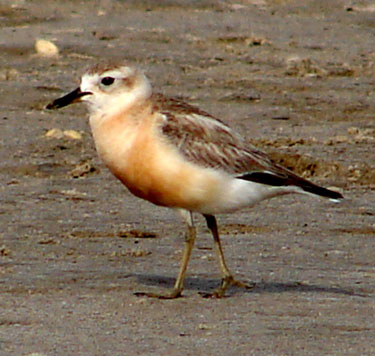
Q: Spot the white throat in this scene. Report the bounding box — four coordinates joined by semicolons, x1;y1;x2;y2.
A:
81;73;152;126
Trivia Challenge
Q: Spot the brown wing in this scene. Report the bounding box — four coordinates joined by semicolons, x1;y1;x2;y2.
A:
152;94;343;200
152;93;281;175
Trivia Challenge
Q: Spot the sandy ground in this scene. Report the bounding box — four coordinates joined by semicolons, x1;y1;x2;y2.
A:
1;0;375;355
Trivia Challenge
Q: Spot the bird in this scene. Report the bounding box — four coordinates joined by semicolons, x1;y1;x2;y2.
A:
46;60;343;299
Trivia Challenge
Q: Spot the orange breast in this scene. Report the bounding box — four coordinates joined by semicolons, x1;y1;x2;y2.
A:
91;109;221;211
119;129;215;209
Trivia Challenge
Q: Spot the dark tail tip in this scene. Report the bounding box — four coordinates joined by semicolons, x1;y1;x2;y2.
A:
302;183;343;201
238;171;343;201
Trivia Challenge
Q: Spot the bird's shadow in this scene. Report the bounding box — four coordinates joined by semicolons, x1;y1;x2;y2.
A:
131;273;368;298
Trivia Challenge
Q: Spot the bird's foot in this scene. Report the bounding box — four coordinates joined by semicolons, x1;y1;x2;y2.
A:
199;275;255;298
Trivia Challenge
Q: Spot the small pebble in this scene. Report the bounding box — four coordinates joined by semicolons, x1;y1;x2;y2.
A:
0;67;19;80
64;130;82;140
45;128;64;139
45;128;82;140
35;39;59;57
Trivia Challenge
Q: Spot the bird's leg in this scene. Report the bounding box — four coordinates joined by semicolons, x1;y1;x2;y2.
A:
135;211;196;299
170;222;196;297
202;214;255;298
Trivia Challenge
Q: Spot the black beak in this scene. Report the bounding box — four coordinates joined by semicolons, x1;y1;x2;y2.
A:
46;87;92;110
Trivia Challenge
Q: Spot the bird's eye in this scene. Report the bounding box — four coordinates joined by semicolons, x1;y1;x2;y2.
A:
101;76;115;86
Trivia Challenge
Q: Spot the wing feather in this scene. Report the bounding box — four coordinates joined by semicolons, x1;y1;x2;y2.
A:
151;93;343;200
152;93;280;175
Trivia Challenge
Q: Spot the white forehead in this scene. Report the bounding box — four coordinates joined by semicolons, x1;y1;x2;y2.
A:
99;66;135;79
80;66;135;89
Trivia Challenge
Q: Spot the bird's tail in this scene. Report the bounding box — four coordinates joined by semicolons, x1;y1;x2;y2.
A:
238;171;343;202
296;178;343;202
